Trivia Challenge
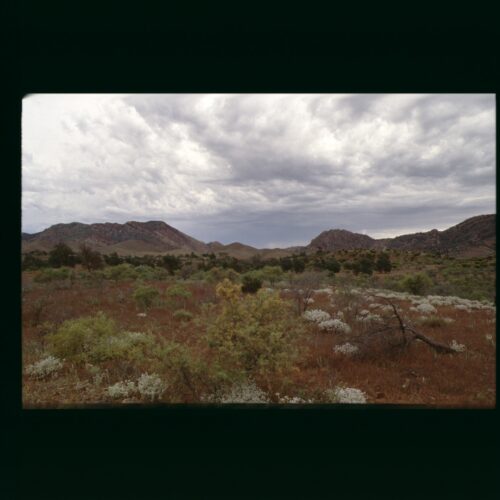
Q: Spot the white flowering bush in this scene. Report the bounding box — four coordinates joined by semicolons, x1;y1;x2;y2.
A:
318;319;352;334
303;309;331;323
313;288;333;295
333;342;359;355
454;304;471;312
25;355;64;379
450;340;466;352
336;311;344;319
376;305;395;314
218;381;269;403
325;386;367;404
278;395;313;404
137;373;166;401
106;380;137;399
416;303;437;315
304;297;315;304
356;313;383;324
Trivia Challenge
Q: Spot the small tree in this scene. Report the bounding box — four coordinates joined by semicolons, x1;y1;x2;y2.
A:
48;242;76;268
161;254;181;275
104;252;123;266
79;244;103;271
317;256;341;275
375;252;392;273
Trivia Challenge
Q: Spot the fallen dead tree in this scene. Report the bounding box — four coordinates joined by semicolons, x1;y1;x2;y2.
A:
351;298;457;355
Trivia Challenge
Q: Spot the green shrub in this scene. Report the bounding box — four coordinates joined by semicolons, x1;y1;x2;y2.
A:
241;274;262;294
34;267;71;283
260;265;284;285
48;242;77;268
400;273;432;295
206;280;301;382
46;312;155;363
375;252;392;273
166;284;192;308
104;263;138;281
135;265;157;280
79;244;104;271
206;267;240;284
173;309;194;321
133;285;160;311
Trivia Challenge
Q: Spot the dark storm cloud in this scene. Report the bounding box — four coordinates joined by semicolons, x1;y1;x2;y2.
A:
23;93;495;245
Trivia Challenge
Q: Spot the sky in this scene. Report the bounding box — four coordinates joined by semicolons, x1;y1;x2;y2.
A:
22;93;496;248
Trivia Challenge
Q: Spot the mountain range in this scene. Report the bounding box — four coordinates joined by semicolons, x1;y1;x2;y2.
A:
21;214;496;258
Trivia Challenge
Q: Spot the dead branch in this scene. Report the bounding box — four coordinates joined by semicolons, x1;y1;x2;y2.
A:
356;298;458;355
405;326;456;354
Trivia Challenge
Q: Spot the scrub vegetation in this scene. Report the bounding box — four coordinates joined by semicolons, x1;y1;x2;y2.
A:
22;246;496;407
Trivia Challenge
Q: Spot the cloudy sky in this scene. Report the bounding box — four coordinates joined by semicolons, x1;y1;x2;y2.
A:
22;93;495;248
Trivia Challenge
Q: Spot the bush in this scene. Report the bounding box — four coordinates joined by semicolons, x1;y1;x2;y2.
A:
173;309;193;321
161;254;181;275
48;242;77;268
33;267;71;283
375;252;392;273
260;266;284;285
104;263;138;281
166;284;192;309
400;273;432;295
25;355;64;379
46;312;155;363
206;267;240;284
79;244;104;271
134;265;157;280
241;273;263;294
106;380;137;399
137;373;166;401
206;280;301;381
22;252;48;271
133;285;160;311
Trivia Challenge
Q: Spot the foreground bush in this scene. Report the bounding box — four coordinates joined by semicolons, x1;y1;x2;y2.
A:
207;280;301;382
25;355;64;379
46;312;155;363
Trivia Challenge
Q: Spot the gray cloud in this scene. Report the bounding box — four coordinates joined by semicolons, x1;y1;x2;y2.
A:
22;93;496;245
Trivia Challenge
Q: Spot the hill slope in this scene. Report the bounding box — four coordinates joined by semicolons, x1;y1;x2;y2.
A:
21;221;209;255
22;214;495;257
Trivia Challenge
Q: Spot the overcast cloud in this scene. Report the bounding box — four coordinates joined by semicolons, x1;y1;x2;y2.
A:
22;93;495;247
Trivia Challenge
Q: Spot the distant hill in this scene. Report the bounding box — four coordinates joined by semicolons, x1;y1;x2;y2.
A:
309;229;376;251
22;214;496;257
21;221;209;255
307;214;496;257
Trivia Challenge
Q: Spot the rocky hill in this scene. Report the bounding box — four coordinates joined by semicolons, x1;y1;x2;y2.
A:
307;214;496;256
22;214;495;257
309;229;377;251
21;220;209;255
